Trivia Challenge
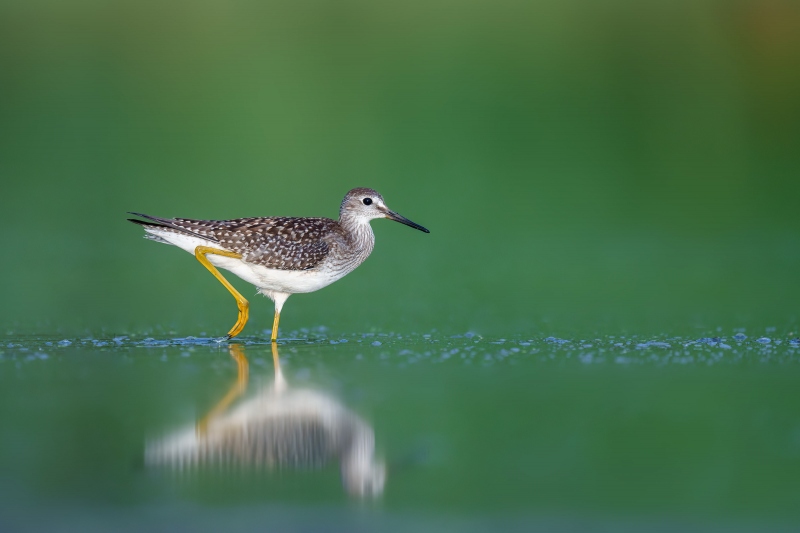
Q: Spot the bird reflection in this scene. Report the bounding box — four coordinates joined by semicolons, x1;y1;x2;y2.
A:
145;344;386;497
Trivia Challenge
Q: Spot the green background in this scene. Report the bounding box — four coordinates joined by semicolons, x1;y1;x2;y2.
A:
2;0;798;338
2;2;800;531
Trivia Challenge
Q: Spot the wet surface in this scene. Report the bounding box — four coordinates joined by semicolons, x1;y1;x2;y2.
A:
2;330;800;531
3;328;799;366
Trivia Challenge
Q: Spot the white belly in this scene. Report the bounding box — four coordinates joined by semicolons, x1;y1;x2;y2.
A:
145;228;343;294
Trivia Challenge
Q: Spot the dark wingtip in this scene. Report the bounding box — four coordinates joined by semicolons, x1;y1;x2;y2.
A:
128;213;166;229
127;212;167;228
126;212;216;242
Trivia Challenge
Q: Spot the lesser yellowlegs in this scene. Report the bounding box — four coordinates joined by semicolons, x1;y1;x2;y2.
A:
128;187;429;341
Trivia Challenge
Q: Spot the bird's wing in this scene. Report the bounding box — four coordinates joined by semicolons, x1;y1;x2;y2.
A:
129;214;338;271
193;216;336;271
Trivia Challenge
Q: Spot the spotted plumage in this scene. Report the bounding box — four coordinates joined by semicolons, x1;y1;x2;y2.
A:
128;187;429;340
129;214;343;271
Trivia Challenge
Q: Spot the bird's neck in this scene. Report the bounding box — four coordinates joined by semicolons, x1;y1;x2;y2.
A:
339;213;375;255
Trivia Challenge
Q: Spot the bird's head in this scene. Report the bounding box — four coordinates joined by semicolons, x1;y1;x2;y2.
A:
340;187;429;233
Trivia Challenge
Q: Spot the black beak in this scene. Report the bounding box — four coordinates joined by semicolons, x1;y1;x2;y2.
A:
383;208;430;233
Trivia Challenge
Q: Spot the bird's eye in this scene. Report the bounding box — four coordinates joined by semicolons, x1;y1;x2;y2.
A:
363;198;373;205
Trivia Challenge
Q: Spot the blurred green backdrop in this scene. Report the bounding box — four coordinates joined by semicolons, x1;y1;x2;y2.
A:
1;0;799;337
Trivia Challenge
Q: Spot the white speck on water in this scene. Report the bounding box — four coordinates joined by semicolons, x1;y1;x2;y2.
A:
371;341;382;347
718;343;732;350
733;333;747;341
756;337;771;344
636;341;671;349
58;340;72;346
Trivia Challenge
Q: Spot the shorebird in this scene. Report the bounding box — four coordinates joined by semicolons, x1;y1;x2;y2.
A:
128;188;428;341
145;344;386;497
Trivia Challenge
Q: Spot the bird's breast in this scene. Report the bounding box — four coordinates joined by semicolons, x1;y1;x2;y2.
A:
246;263;345;294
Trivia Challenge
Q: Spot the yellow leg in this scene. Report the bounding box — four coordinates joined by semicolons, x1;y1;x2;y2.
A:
197;344;249;436
194;246;249;339
271;310;280;343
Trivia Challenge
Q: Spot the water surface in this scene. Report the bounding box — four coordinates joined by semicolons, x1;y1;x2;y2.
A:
2;331;799;531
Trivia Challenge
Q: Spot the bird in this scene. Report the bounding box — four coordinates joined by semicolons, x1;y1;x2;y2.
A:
145;344;386;498
128;187;429;341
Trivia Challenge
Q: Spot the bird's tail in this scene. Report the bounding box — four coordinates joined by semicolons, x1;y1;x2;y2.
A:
127;212;213;243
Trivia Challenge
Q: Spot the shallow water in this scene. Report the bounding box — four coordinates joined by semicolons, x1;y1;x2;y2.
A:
3;0;800;530
2;330;800;532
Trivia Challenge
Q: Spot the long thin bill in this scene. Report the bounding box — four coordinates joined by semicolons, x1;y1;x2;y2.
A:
385;209;430;233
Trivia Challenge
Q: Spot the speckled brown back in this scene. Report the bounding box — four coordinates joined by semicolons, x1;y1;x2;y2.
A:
130;213;344;271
